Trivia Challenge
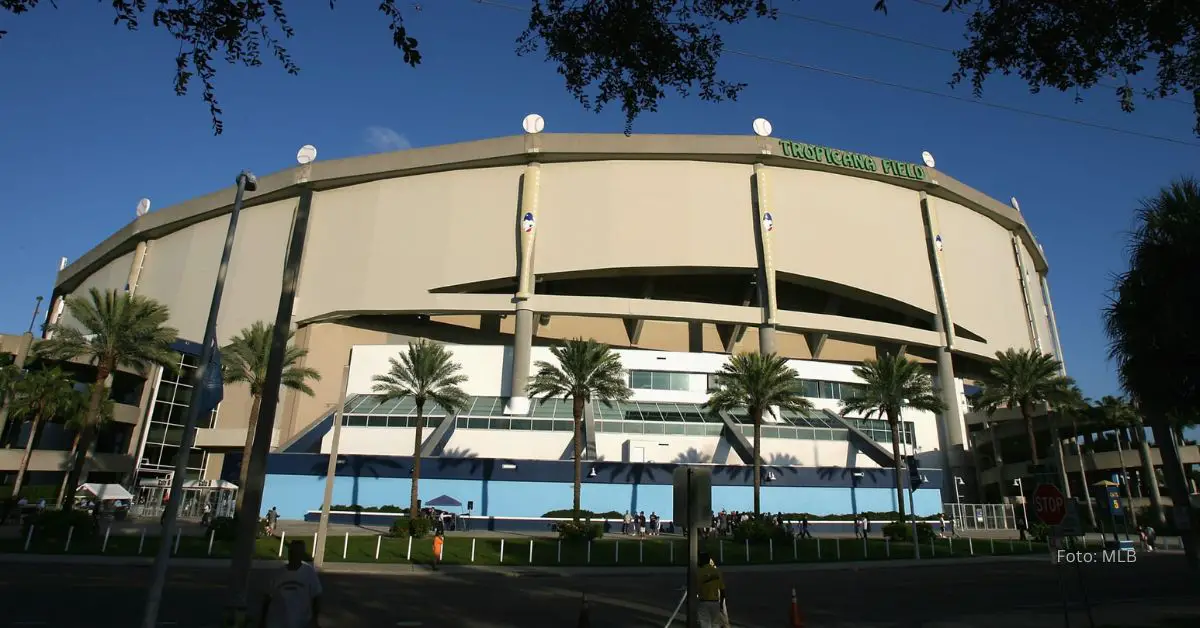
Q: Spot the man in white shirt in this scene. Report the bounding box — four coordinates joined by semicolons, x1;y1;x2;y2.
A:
261;540;323;628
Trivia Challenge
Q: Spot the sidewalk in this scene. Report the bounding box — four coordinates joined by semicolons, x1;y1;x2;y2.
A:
0;549;1050;576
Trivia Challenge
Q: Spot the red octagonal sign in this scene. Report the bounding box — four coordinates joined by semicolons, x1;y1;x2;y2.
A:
1033;483;1066;526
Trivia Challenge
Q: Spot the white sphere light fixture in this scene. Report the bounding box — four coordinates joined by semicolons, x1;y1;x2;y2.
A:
522;113;545;134
296;144;318;165
752;117;773;137
921;151;936;169
135;198;151;217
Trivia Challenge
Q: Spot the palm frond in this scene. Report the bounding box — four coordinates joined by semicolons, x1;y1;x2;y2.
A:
703;352;813;417
221;321;320;396
40;288;178;374
839;352;946;424
370;339;470;413
527;338;632;409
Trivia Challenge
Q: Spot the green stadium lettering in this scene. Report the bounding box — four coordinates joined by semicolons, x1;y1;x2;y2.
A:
777;140;928;182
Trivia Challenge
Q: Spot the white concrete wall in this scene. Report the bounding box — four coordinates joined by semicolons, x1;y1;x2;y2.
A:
339;344;948;465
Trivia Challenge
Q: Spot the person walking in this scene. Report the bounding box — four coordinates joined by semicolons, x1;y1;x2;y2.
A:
432;530;445;570
261;540;322;628
696;551;727;628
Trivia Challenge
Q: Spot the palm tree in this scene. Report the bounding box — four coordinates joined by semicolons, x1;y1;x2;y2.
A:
527;338;632;522
221;321;321;511
1094;395;1143;530
1052;384;1097;530
839;352;944;521
704;352;812;516
55;384;115;503
39;288;177;512
1104;178;1200;566
0;360;22;447
7;368;78;497
972;348;1072;466
371;339;470;519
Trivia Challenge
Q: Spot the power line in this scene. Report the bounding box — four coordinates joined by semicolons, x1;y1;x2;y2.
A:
729;50;1200;148
464;0;1199;147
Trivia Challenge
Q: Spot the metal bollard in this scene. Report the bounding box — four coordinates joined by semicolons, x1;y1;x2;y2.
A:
500;538;506;563
816;537;821;560
990;538;995;555
471;538;476;562
968;537;974;556
863;535;868;558
406;536;413;561
529;539;534;564
949;537;953;555
587;540;592;564
769;538;774;562
103;526;112;553
793;536;797;559
615;540;620;563
885;538;890;558
138;528;145;555
639;539;644;564
279;531;287;557
744;539;749;562
719;539;724;563
343;532;349;559
930;537;935;557
173;528;181;555
375;535;382;560
24;526;34;552
207;530;215;556
670;541;674;564
836;538;841;560
557;540;562;564
65;526;74;553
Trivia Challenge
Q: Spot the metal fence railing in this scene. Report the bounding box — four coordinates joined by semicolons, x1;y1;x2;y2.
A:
943;503;1021;531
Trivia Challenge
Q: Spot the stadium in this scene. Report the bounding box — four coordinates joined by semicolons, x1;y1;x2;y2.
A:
36;130;1065;526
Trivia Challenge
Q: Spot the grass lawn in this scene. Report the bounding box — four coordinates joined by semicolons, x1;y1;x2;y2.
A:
0;529;1050;567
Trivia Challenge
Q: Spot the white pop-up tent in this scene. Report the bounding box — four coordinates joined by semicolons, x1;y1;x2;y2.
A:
76;483;134;502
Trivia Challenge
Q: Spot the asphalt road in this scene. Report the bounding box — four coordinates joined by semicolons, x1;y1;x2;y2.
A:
0;553;1196;627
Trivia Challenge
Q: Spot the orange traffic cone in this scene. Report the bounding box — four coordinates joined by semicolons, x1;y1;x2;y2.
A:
789;587;804;628
577;591;592;628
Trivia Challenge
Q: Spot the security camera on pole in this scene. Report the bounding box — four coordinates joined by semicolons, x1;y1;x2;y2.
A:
141;170;258;628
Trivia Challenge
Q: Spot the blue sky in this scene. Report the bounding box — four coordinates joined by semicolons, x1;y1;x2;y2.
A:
1;0;1197;403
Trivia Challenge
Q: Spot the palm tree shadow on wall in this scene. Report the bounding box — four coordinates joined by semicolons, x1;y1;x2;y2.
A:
768;453;801;466
674;448;712;464
594;462;671;518
433;450;497;519
816;466;887;516
312;456;406;527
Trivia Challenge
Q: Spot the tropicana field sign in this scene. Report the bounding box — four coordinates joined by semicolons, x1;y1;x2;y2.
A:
777;139;929;182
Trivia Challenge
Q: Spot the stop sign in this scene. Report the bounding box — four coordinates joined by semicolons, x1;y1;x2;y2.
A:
1033;483;1066;525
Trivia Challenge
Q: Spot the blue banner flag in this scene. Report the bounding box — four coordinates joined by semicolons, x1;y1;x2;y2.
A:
196;339;224;416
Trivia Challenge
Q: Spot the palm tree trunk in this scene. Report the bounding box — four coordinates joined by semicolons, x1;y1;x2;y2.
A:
752;407;762;517
410;403;425;520
1132;422;1165;525
1149;419;1199;568
888;415;906;520
11;416;43;497
1114;428;1138;530
1070;422;1097;530
235;395;263;514
56;433;83;504
1023;404;1040;465
572;396;584;522
60;367;110;512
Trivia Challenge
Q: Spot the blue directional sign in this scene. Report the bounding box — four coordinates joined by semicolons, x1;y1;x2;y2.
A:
1105;485;1122;514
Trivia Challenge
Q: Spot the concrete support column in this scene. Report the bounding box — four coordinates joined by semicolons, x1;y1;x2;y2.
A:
506;306;535;415
687;321;704;353
506;161;542;416
752;163;778;356
126;241;150;295
1039;274;1066;370
1010;233;1042;352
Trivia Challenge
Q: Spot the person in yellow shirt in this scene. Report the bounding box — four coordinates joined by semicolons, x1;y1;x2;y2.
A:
696;551;727;628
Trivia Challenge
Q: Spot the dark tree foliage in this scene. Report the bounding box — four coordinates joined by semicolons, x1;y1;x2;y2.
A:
2;1;1197;136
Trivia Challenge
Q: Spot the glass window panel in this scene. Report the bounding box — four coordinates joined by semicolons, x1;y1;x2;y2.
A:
367;416;389;427
456;417;469;428
141;444;163;467
685;423;705;436
802;380;820;398
467;417;489;429
830;429;848;440
553;420;573;432
763;426;780;439
670;372;690;391
531;400;558;417
187;449;205;470
640;407;665;422
819;381;837;399
781;426;798;439
630;371;652;389
593;403;619;421
156;382;178;403
797;428;815;440
642;422;665;435
650;372;672;390
490;418;511;430
623;407;644;421
706;373;720;394
531;420;555;431
346;416;368;427
704;423;722;436
354;397;383;415
383;417;403;428
172;385;193;408
509;418;531;430
664;423;686;435
622;422;644;435
661;407;686;422
159;445;181;467
375;398;404;414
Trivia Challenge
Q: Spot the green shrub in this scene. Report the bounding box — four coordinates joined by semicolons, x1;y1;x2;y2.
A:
731;518;789;543
1029;522;1051;542
777;511;903;521
33;509;97;539
881;520;935;543
208;516;267;541
389;516;433;538
542;509;622;519
328;504;407;513
557;519;603;542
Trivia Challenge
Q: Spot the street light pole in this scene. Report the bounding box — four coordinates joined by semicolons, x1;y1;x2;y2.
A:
141;171;257;628
313;356;353;567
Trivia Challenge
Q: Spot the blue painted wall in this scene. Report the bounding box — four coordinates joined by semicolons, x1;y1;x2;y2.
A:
238;453;946;520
